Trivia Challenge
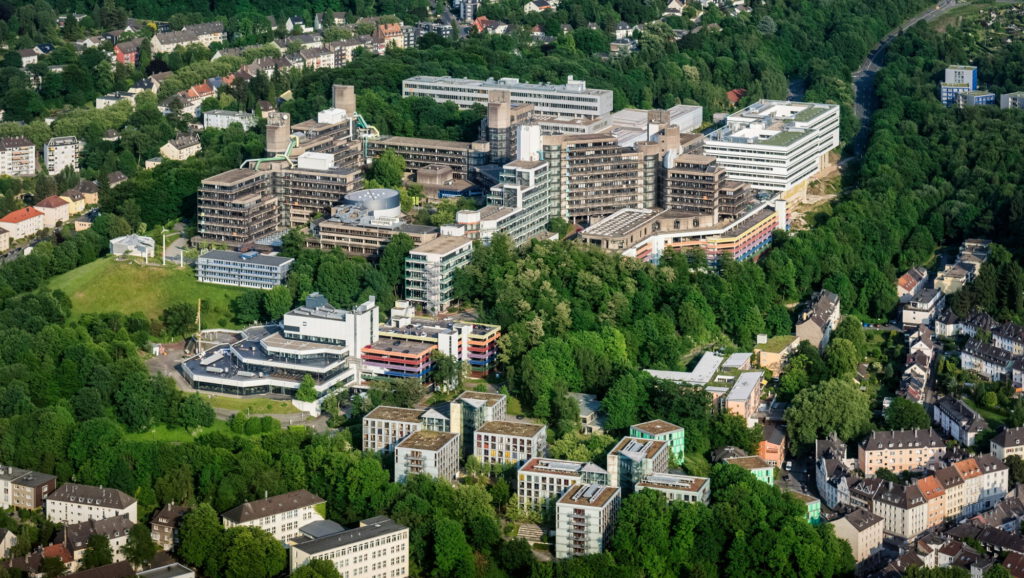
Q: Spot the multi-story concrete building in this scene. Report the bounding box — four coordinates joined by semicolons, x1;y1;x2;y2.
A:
635;473;710;504
871;481;928;539
196;168;277;247
940;66;978;106
403;75;614;118
0;465;56;510
46;483;138;525
474;421;547;466
449;390;507;453
362;406;433;453
704;100;840;201
308;189;439;257
831;508;884;564
44;136;80;175
916;475;947;529
796;289;841;352
221;490;325;542
182;293;375;396
289;516;409;577
901;288;945;329
606;437;670;492
150;503;188;551
542;133;646;223
991;427;1024;461
663;154;753;221
482;159;553;246
579;200;788;264
723;371;764;428
629;420;685;464
554;484;621;559
517;458;609;510
394;430;460;483
1001;91;1024;110
404;235;474;314
203;110;257;131
196;250;293;289
368;136;489;182
0;137;36;177
934;397;989;447
858;429;946;476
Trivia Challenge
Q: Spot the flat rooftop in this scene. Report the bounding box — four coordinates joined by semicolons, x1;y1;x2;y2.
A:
410;235;473;256
456;390;505;406
202;168;265;186
638;473;708;492
724;455;772;470
726;371;763;403
788;491;820;504
504;159;547;170
519;457;590;476
632;420;683;436
405;75;612;98
396;430;458;451
364;406;424;423
582;208;661;238
612;437;667;460
259;332;347;355
200;250;293;267
557;484;619;508
364;338;435;356
376;135;478;151
476;420;544;437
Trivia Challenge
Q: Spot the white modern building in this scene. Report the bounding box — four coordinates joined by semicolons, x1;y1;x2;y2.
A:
44;136;81;175
221;490;325;542
404;235;474;314
606;437;670;492
704;100;840;201
394;430;460;483
289;516;409;577
109;234;155;258
517;457;610;510
555;484;621;559
182;293;377;397
403;75;614;118
635;473;710;504
196;250;293;289
46;483;138;525
203;109;257;130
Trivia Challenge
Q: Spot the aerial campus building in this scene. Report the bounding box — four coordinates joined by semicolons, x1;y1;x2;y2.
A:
402;75;615;118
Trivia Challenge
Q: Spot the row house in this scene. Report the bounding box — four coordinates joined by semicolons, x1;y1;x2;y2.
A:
962;338;1017;382
0;207;45;241
221;490;325;542
831;508;885;565
45;483;138;525
34;196;70;228
994;322;1024;357
57;515;134;570
816;436;855;510
934;396;989;447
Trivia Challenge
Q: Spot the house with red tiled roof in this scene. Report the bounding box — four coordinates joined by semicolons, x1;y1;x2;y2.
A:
373;22;405;48
0;207;45;240
726;88;747;106
34;195;70;228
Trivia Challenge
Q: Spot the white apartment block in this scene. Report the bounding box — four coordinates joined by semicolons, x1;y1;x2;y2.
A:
606;437;670;492
45;483;138;525
196;250;293;289
0;465;56;510
555;484;621;559
704;100;840;200
394;431;460;483
474;421;547;466
635;473;710;504
517;457;609;510
0;137;36;177
44;136;81;175
991;427;1024;461
221;490;325;542
290;516;409;578
403;75;614;118
203;110;257;131
404;235;474;314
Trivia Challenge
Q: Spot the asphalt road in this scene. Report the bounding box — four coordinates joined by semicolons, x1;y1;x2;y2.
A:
848;0;959;158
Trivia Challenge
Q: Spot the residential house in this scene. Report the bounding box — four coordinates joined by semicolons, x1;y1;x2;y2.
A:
286;16;313;33
831;508;885;564
857;429;945;476
0;465;57;509
107;171;128;188
95;91;137;109
995;323;1024;357
0;529;16;558
474;421;547;466
393;430;460;483
159;134;202;161
871;481;929;539
44;136;81;175
221;490;325;542
0;137;36;176
46;483;138;525
525;0;554;12
917;475;948;529
34;196;70;228
759;424;787;467
722;371;764;427
795;290;841;352
373;23;405;48
934;397;989;447
722;454;775;485
554;485;620;559
789;491;822;525
0;207;45;240
816;435;854;509
571;393;605;435
897;266;929;302
58;515;134;569
992;427;1024;461
17;49;38;66
113;38;143;65
150;503;189;551
0;230;8;252
901;288;945;328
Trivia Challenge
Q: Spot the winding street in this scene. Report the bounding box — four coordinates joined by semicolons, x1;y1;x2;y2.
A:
848;0;959;158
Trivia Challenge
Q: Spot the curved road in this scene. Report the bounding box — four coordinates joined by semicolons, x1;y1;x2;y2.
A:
848;0;958;158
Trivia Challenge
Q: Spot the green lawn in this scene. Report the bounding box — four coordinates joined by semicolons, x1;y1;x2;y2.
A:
205;395;301;415
48;257;247;330
962;396;1007;429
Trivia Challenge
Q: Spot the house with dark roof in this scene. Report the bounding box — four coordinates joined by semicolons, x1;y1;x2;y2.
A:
57;515;134;568
831;507;884;563
857;429;945;476
221;490;325;542
150;503;189;551
289;516;408;575
992;427;1024;461
46;483;137;525
934;396;989;447
795;290;841;352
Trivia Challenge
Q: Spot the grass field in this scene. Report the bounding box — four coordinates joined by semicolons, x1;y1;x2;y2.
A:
204;395;301;415
123;420;235;443
48;258;247;331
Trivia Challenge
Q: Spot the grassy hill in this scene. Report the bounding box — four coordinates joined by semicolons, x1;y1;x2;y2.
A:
48;257;247;330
